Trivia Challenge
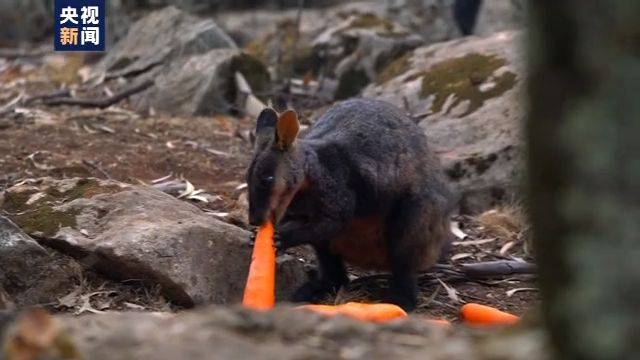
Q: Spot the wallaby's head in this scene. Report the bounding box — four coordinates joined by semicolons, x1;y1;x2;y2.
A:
247;108;304;226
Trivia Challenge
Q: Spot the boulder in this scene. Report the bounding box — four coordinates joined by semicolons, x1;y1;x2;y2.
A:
131;49;270;116
474;0;526;36
385;0;461;43
243;1;392;85
364;31;524;213
92;6;271;116
47;305;548;359
94;6;237;80
0;216;81;307
0;0;50;47
312;12;424;99
0;178;308;307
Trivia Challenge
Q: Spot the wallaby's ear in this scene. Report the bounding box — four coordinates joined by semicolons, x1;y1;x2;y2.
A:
256;108;278;132
276;110;300;150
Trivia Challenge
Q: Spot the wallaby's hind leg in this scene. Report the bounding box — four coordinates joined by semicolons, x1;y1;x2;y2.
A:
291;245;348;303
385;196;447;311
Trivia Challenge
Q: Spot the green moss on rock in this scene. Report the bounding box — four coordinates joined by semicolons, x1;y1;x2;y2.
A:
347;13;409;37
376;52;412;84
412;53;517;117
1;178;123;237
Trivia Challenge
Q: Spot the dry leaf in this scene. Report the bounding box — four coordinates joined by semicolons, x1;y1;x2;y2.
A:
450;221;468;240
451;253;474;262
436;278;460;304
177;180;195;199
57;288;82;308
124;302;145;310
506;288;538;297
205;148;230;157
151;174;173;184
499;241;515;255
452;238;497;246
187;194;209;203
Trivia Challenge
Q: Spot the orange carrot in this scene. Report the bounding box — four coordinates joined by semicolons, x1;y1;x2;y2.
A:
425;318;452;327
297;302;407;323
460;303;519;326
242;220;276;310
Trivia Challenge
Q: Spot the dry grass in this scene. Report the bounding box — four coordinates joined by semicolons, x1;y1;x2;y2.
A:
474;204;529;245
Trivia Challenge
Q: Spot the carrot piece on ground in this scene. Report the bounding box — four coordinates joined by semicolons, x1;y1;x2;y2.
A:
297;302;407;323
242;221;276;310
460;303;519;326
425;318;452;327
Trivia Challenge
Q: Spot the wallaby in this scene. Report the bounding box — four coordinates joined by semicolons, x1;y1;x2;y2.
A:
246;98;453;311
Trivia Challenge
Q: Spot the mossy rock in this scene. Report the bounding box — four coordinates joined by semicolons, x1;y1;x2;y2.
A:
0;178;124;238
409;53;517;117
376;52;412;85
244;19;317;78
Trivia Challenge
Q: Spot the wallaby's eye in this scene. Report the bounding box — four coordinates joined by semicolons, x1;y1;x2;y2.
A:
260;176;275;188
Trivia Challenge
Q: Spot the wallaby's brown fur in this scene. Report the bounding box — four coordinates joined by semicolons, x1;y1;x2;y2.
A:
247;98;453;310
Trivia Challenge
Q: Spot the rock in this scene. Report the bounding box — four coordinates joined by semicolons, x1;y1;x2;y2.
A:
0;0;50;47
0;216;81;307
474;0;526;36
93;6;270;116
0;178;307;306
52;305;548;359
312;12;424;99
243;1;390;82
131;49;270;116
364;31;524;213
0;285;14;310
386;0;461;43
94;6;237;80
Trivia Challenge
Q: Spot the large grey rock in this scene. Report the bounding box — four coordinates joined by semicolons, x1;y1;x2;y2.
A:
131;49;270;116
312;12;424;99
0;0;50;47
94;6;237;80
0;178;307;307
243;1;390;83
474;0;526;36
0;216;81;307
364;31;524;213
386;0;461;43
51;305;548;360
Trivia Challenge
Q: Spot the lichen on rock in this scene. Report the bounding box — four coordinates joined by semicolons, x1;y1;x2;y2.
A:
414;53;517;117
0;178;125;238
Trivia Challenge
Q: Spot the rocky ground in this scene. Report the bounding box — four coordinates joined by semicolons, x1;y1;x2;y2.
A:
0;1;541;359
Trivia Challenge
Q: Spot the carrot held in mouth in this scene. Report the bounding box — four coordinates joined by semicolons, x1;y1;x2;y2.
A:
242;220;276;310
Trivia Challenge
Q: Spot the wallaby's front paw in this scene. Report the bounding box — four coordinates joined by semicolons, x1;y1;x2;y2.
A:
274;225;297;250
384;292;417;312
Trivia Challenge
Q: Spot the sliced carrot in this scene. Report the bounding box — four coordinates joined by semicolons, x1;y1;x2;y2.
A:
460;303;519;326
242;220;276;310
297;302;407;323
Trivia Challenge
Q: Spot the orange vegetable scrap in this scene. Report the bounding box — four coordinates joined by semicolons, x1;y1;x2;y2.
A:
242;221;276;310
297;302;407;323
425;318;452;327
460;303;519;326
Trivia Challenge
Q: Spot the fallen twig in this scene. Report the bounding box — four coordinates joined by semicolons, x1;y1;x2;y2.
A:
0;46;50;59
43;80;153;108
459;260;537;277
